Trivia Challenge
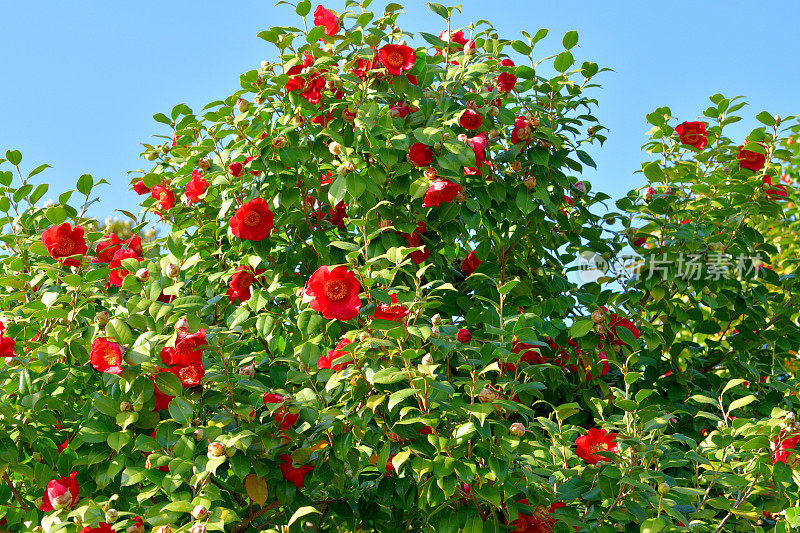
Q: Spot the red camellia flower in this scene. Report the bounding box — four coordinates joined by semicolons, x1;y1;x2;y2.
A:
0;335;15;357
372;294;410;322
318;338;354;371
326;201;347;229
305;265;362;321
408;142;434;167
263;393;300;431
575;428;619;464
171;329;207;367
510;499;563;533
422;180;462;207
400;221;430;264
89;338;123;375
280;454;314;488
510;116;532;144
738;144;767;172
378;44;416;76
603;310;640;346
229;198;274;241
496;71;518;93
108;248;140;287
319;171;335;186
313;5;339;36
500;58;515;67
457;328;472;343
459;109;482;130
772;431;800;466
227;265;265;304
675;121;708;150
95;233;125;263
41;471;79;512
133;180;151;195
170;364;205;388
763;176;788;199
80;522;114;533
229;161;244;177
460;251;481;275
185;169;209;204
150;184;175;211
41;223;88;267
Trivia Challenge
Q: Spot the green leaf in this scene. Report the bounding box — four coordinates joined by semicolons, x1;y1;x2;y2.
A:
296;0;311;16
640;518;667;533
570;318;594;338
5;150;21;166
722;378;747;395
728;394;756;412
107;431;131;452
287;506;321;528
28;163;51;179
428;2;448;19
755;111;775;126
553;51;573;73
77;174;93;195
155;372;183;397
168;397;194;424
562;30;578;49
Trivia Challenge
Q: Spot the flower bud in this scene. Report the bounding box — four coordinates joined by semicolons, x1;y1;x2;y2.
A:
136;268;150;282
488;129;500;139
161;144;170;154
193;428;204;441
643;187;656;202
198;158;211;170
359;331;369;343
336;164;349;176
510;160;522;172
509;422;526;436
96;311;110;326
380;219;392;229
343;161;355;172
237;98;250;113
528;116;541;128
272;136;287;149
464;39;476;55
523;175;536;189
293;115;305;126
329;141;343;155
588;126;596;136
145;151;158;161
431;313;442;325
423;168;438;181
387;431;401;443
120;401;133;412
421;353;434;365
254;95;265;105
208;442;226;457
239;364;255;378
192;505;208;520
455;192;466;203
478;387;501;403
106;509;119;524
574;181;587;194
166;263;180;278
175;318;190;333
664;186;673;195
457;133;469;143
155;526;172;533
433;142;443;151
190;524;207;533
261;60;270;69
591;309;605;324
487;106;500;117
593;323;606;335
657;483;670;495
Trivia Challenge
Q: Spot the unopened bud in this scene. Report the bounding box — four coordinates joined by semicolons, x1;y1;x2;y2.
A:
145;152;158;161
643;187;656;202
239;364;255;378
380;219;392;229
254;95;265;105
136;268;150;282
421;353;434;365
329;141;343;155
464;39;476;55
161;144;170;154
120;401;133;412
105;509;119;524
488;129;500;139
509;422;526;436
237;98;250;113
510;160;522;172
523;175;536;189
455;192;466;203
190;524;206;533
457;133;469;143
272;136;287;149
198;158;211;170
208;442;226;457
96;311;110;326
193;428;204;441
261;60;270;69
431;313;442;325
433;142;443;151
487;106;500;117
192;505;208;520
591;309;605;324
387;431;401;443
478;387;501;403
293;115;305;126
657;483;670;495
166;263;180;278
336;165;349;176
574;181;587;194
175;318;190;333
423;167;438;181
155;526;172;533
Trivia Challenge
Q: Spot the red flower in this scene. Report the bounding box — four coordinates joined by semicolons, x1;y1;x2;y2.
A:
170;364;205;388
41;223;88;267
229;161;244;177
510;116;532;144
509;499;562;533
675;121;708;150
229;198;274;241
185;169;209;204
408;142;434;167
133;180;151;195
400;221;430;264
318;338;354;371
172;329;207;367
575;428;619;464
320;171;335;186
500;59;515;67
352;55;378;79
94;233;124;263
763;176;788;199
466;133;487;167
496;71;517;93
460;251;481;275
313;5;339;36
772;431;800;465
90;338;123;375
570;351;610;381
151;184;175;210
603;311;640;346
738;144;766;172
459;109;482;131
389;102;412;118
419;426;434;435
372;294;410;322
80;522;114;533
227;266;264;304
263;393;299;431
305;266;362;321
439;30;468;47
326;201;347;229
151;371;174;411
245;155;262;177
422;180;462;207
280;454;313;488
457;328;472;343
378;44;417;76
503;340;547;372
41;471;79;512
0;335;15;358
108;248;140;287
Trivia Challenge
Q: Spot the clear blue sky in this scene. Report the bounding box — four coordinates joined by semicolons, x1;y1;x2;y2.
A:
1;1;798;219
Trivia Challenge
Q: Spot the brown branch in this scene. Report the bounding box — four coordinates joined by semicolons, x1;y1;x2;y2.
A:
2;472;30;511
232;500;281;533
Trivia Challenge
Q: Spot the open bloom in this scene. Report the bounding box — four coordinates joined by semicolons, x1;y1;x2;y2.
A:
378;44;416;75
408;142;434;167
170;364;205;388
305;266;362;321
313;5;339;36
133;180;151;195
227;266;265;304
509;500;563;533
151;184;175;210
460;250;481;275
229;198;274;241
263;393;299;431
80;523;114;533
575;428;618;464
763;176;788;199
675;121;708;150
459;109;482;130
41;471;79;511
318;338;354;371
42;223;88;267
496;71;517;93
773;431;800;465
400;221;430;264
185;169;209;204
603;310;640;346
738;144;766;172
422;180;462;207
108;248;140;287
90;338;123;375
170;329;207;367
372;294;410;322
280;454;313;488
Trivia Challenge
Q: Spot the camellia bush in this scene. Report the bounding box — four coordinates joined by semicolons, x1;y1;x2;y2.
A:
3;1;800;532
